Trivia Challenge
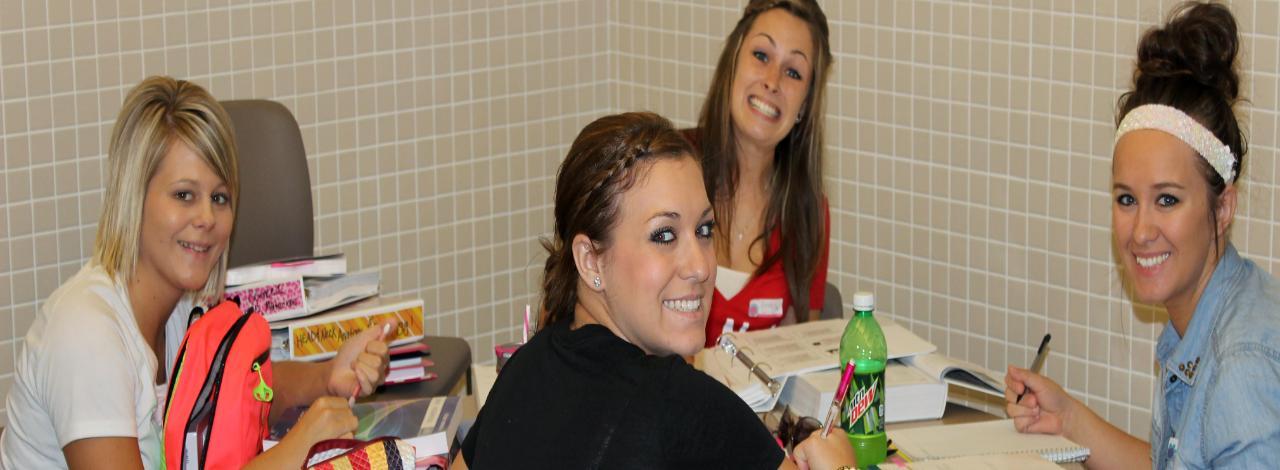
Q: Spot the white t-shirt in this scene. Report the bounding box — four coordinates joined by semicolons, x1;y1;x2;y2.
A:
2;263;191;469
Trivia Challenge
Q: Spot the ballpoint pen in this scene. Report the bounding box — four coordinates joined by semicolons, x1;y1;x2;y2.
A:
1016;333;1052;404
822;359;857;438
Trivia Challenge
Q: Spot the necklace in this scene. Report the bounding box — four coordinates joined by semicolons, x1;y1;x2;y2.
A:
734;215;756;242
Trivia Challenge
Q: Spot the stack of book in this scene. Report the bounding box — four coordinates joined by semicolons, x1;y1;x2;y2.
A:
224;254;381;323
384;341;435;385
224;254;428;363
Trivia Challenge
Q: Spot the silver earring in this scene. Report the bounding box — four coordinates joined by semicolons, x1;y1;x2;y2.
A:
593;277;601;289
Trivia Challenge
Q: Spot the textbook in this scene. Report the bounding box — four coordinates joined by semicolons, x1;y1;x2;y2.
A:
781;360;947;423
225;275;308;322
225;271;380;323
382;355;436;385
225;253;346;286
901;352;1006;398
302;270;380;313
268;297;426;362
266;396;462;461
888;419;1090;463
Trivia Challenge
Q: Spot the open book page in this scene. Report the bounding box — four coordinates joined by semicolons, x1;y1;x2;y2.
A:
902;352;1006;397
697;317;939;411
703;318;938;379
722;319;844;377
889;419;1089;463
878;318;937;359
906;453;1061;469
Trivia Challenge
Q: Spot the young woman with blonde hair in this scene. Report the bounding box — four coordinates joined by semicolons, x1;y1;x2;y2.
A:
3;76;392;469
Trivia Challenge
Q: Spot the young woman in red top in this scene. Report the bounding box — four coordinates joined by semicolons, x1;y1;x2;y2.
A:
689;0;833;346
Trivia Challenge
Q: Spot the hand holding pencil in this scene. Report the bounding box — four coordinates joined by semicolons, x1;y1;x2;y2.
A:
327;319;398;402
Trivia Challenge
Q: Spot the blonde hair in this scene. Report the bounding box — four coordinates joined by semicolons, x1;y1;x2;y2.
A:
93;76;239;303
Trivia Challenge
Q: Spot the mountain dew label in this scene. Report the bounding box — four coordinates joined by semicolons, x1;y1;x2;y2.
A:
842;371;884;435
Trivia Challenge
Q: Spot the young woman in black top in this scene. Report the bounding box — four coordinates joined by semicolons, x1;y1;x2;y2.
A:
459;112;855;469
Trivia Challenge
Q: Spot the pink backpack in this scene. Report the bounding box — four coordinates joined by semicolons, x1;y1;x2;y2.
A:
163;299;275;469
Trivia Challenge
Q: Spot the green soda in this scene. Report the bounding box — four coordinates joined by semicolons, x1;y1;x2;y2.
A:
838;291;887;466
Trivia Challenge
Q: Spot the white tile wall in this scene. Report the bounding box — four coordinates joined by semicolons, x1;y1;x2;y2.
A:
3;0;1278;440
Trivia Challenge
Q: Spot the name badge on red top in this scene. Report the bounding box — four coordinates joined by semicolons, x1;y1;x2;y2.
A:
748;298;784;318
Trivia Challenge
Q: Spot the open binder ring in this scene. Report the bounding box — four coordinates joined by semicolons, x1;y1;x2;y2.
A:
716;335;782;395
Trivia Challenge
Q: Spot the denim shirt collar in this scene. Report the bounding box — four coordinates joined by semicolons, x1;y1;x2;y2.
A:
1155;244;1244;386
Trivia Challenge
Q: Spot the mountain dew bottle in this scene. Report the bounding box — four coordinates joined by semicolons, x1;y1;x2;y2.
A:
839;291;887;466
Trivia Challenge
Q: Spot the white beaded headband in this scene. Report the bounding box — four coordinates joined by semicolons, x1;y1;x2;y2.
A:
1115;104;1236;183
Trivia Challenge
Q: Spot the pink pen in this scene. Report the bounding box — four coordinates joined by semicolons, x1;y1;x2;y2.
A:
821;359;857;438
523;305;531;344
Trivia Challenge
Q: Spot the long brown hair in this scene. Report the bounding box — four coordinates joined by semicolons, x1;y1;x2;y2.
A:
1117;1;1244;252
540;112;699;327
697;0;832;314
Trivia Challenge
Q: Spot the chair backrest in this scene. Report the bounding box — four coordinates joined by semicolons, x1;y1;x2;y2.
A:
819;281;845;320
221;100;314;268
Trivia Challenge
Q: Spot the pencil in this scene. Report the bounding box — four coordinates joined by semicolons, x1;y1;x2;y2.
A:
349;323;392;406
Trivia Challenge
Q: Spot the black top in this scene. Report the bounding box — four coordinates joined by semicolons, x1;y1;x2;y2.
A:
461;321;783;469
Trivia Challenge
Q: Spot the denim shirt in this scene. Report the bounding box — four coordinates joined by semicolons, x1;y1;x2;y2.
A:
1151;244;1280;469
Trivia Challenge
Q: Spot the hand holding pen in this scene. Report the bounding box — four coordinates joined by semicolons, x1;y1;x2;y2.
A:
1016;333;1052;404
348;322;393;406
822;359;857;438
1005;333;1079;436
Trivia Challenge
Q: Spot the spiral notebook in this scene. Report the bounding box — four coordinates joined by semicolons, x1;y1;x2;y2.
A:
888;419;1090;463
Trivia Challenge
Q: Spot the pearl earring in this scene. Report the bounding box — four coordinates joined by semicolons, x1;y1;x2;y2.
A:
593;277;601;289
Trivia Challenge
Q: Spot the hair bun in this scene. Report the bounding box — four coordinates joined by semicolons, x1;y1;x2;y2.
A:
1135;2;1240;100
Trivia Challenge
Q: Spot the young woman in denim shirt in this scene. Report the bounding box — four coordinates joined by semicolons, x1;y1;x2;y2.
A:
1003;2;1280;468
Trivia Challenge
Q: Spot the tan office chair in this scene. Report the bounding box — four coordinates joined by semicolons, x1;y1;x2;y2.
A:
221;99;473;392
820;282;845;320
221;99;314;268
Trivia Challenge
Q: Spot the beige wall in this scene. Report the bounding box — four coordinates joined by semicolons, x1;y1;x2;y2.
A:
614;0;1280;438
0;0;609;422
3;0;1278;439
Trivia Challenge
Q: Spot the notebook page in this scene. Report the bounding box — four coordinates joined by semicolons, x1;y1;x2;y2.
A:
889;419;1089;463
906;453;1061;469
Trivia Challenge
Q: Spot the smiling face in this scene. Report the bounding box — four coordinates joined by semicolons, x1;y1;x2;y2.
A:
134;140;234;300
728;8;815;153
1112;129;1231;315
596;156;716;357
